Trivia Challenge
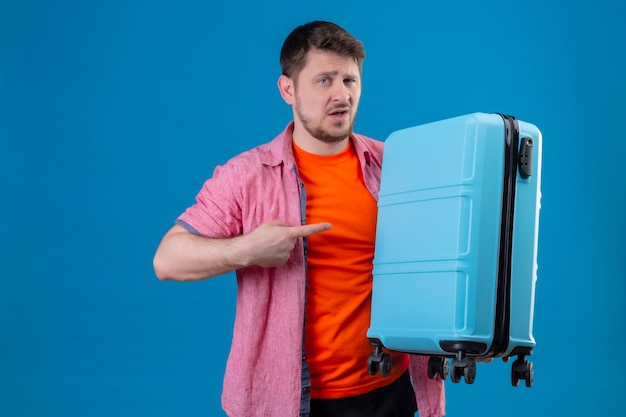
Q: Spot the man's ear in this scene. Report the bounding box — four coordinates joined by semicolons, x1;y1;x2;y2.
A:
277;75;295;105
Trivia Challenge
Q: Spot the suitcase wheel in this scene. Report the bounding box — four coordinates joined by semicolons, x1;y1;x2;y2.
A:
379;354;392;377
463;359;476;384
367;356;378;376
367;345;392;377
450;352;476;384
511;356;534;388
427;356;449;380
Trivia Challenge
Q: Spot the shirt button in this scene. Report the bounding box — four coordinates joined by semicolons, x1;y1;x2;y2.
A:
302;387;310;393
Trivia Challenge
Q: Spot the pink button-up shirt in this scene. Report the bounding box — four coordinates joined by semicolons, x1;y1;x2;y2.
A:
177;123;445;417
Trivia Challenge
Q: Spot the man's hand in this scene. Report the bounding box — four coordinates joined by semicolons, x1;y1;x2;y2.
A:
239;220;332;268
154;221;331;282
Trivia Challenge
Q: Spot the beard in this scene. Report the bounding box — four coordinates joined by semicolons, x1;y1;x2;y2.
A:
295;103;356;144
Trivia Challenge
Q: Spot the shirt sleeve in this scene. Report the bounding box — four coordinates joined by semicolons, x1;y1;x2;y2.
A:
409;354;446;417
176;162;244;238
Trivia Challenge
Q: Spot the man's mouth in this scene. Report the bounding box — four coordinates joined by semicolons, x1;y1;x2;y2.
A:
328;108;349;119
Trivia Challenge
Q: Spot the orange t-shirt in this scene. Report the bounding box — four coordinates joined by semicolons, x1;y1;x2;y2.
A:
293;141;408;399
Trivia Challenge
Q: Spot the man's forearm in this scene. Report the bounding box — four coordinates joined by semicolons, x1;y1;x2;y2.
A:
153;226;247;281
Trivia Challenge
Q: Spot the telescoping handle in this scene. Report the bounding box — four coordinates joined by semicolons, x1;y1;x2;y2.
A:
518;137;534;179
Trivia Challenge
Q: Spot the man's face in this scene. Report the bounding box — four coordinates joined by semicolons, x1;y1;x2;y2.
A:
290;49;361;144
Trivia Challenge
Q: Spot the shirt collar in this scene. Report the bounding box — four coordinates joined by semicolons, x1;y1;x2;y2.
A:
261;121;372;168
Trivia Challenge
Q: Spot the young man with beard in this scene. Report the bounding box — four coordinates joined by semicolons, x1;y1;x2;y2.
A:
153;21;445;417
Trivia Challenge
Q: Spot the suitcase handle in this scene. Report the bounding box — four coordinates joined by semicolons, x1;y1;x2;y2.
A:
519;137;533;179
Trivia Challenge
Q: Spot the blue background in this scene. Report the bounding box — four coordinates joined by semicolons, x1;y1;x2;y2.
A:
1;0;624;416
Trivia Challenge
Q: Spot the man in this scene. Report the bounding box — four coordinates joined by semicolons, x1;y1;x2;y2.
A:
153;21;445;417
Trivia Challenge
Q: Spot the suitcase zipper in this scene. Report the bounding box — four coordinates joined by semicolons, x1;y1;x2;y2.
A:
487;113;519;357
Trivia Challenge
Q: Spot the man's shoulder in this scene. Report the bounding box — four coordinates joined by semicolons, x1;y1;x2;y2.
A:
352;132;384;157
219;129;290;175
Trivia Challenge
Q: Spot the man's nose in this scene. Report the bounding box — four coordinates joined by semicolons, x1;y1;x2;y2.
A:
331;85;351;103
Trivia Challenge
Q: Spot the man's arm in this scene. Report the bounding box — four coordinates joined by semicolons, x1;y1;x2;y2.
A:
153;221;331;281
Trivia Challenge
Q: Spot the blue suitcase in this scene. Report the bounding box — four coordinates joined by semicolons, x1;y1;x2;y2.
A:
366;113;542;387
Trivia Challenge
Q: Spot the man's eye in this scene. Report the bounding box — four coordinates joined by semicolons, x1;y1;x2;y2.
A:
319;78;329;84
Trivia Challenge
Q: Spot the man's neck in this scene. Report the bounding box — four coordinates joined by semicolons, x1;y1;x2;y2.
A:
291;126;350;156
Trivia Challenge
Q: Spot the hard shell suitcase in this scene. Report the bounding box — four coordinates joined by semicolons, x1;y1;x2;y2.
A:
366;113;542;387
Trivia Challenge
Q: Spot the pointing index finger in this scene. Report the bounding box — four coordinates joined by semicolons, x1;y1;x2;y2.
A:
290;222;332;238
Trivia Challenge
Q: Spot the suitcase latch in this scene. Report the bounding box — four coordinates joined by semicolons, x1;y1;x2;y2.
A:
518;137;533;178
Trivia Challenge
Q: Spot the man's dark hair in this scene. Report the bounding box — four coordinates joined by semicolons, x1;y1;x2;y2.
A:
280;21;365;80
